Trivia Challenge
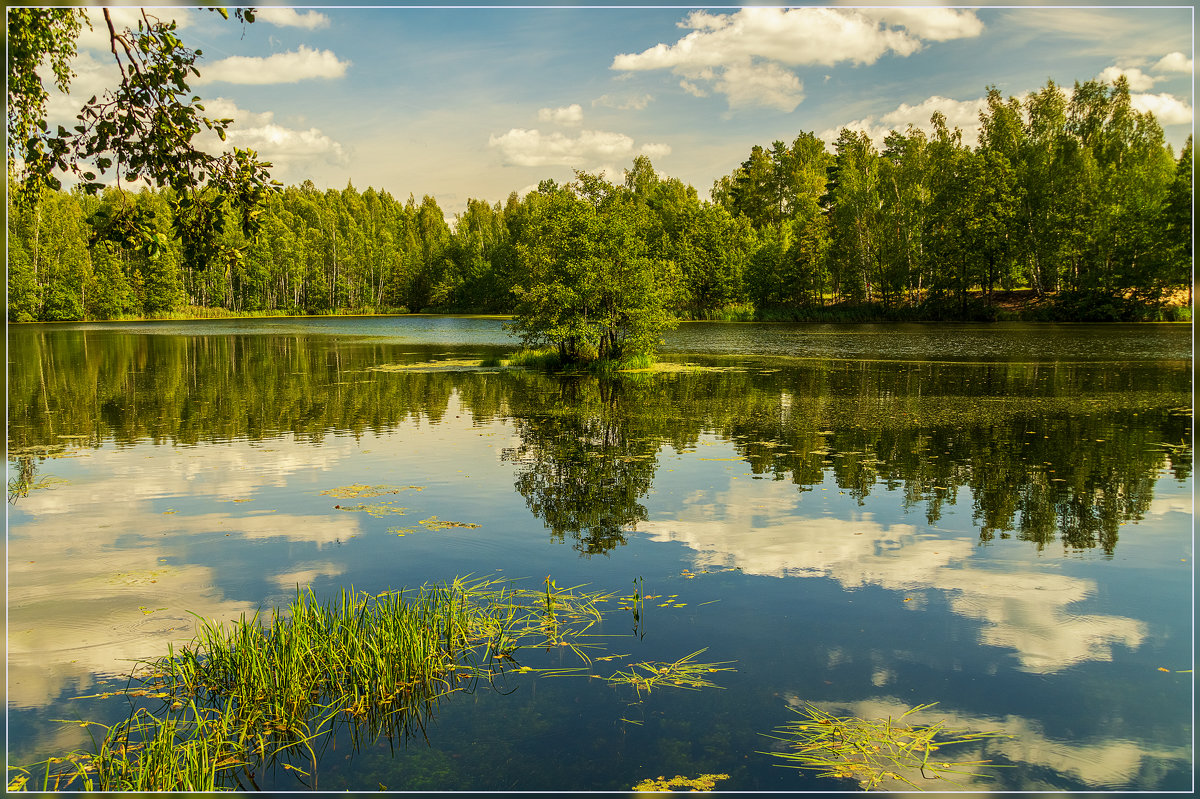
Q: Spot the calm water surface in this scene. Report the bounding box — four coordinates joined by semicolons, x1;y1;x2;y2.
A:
7;318;1193;791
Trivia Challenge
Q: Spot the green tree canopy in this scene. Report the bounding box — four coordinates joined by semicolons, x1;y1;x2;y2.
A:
6;7;276;270
509;168;681;363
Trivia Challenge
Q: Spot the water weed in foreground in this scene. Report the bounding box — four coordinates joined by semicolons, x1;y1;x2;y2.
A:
10;577;734;791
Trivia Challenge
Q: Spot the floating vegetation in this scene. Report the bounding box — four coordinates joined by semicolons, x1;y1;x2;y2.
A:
632;772;730;792
7;472;68;502
418;516;480;530
15;576;731;791
320;484;424;499
333;501;409;517
370;359;501;373
604;649;735;696
763;702;1011;791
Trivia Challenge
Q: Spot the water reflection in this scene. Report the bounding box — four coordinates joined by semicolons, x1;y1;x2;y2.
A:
6;439;367;708
501;375;662;555
5;324;1191;790
638;480;1145;673
9;329;1191;560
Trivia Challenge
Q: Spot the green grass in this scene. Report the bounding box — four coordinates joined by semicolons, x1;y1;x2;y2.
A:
14;576;732;791
762;702;1011;791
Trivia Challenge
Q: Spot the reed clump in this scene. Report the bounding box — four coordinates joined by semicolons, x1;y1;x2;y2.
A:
23;578;613;790
763;702;1011;791
16;576;733;791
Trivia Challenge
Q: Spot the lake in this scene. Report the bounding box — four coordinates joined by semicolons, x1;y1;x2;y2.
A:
6;317;1193;791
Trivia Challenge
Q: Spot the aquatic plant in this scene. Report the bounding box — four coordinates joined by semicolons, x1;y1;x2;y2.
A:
604;649;735;696
13;576;732;791
763;702;1011;791
631;772;730;791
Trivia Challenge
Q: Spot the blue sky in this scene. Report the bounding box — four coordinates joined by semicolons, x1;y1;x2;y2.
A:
49;5;1194;217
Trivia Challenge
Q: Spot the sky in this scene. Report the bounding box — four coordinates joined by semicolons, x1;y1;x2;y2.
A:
41;4;1195;218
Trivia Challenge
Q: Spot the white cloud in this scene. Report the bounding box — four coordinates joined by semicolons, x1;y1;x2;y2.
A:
615;8;922;71
254;8;330;30
592;93;654;111
861;8;985;42
821;95;987;148
717;61;805;112
195;45;350;85
77;8;197;52
679;80;708;98
537;104;584;126
1131;93;1194;125
198;97;348;175
1096;66;1159;91
1153;51;1193;73
488;128;669;168
612;7;981;111
639;142;672;159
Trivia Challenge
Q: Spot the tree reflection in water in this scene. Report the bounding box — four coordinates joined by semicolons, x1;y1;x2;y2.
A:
7;328;1192;556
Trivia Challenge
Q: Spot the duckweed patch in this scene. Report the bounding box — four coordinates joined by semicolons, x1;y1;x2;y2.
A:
370;359;501;373
333;501;409;517
320;484;424;499
418;516;480;530
632;772;730;791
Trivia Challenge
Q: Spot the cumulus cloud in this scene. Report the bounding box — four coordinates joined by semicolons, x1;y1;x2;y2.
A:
195;45;350;85
639;142;672;159
716;61;805;112
821;95;987;148
1131;93;1194;125
1153;51;1193;73
537;104;584;126
861;8;985;42
612;7;982;111
198;97;348;175
254;8;330;29
1096;65;1159;91
488;128;670;168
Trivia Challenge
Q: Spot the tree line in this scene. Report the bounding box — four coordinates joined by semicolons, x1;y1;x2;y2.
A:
7;76;1192;326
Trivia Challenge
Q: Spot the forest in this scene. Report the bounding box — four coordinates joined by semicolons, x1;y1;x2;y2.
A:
7;77;1193;326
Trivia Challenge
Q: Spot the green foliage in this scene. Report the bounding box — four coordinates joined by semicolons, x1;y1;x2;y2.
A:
510;172;680;363
14;575;732;790
7;7;276;271
7;74;1189;324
